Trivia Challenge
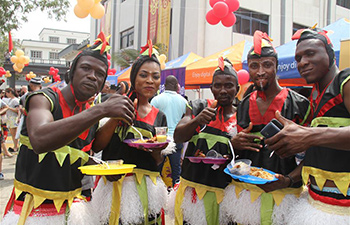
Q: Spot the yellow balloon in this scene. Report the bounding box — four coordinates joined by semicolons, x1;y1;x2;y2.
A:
74;4;90;18
159;54;167;62
161;63;166;70
77;0;94;10
16;63;24;69
5;71;12;77
13;64;18;71
90;3;105;19
18;55;27;64
94;0;100;3
10;56;18;64
15;49;24;57
31;73;36;78
18;69;23;73
44;77;50;83
24;56;30;64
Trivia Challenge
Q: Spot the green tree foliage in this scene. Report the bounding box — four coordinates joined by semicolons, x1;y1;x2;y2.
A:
0;34;21;67
0;0;70;35
112;43;168;69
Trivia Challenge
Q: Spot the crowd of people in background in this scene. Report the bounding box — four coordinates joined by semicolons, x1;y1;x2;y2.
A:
0;25;349;225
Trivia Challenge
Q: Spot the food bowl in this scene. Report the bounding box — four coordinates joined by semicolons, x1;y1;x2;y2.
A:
228;159;252;175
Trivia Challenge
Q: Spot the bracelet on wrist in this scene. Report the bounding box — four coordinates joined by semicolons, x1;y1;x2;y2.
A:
285;174;295;187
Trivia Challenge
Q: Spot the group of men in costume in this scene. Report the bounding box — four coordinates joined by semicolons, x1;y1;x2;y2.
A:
1;23;350;225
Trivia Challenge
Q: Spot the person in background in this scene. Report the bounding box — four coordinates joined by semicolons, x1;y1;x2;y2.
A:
90;44;169;225
265;27;350;225
1;32;134;225
0;89;12;158
224;30;310;225
19;85;28;97
3;88;20;153
16;77;43;140
151;75;188;187
0;98;10;180
170;57;239;225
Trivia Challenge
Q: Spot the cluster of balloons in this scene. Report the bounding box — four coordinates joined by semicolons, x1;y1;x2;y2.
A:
237;69;249;85
49;67;61;82
26;71;36;81
206;0;240;27
0;67;6;77
10;50;30;73
74;0;105;19
157;54;167;70
43;77;51;83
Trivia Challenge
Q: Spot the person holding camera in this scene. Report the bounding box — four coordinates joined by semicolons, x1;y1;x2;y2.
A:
224;30;310;225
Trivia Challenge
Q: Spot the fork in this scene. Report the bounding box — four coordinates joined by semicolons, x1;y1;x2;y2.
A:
130;125;145;141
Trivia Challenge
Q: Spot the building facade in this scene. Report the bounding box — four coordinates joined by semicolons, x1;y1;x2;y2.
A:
4;28;89;88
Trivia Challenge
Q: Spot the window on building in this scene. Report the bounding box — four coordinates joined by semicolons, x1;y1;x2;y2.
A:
337;0;350;9
292;23;308;35
49;52;59;60
30;51;42;59
120;27;134;49
67;38;77;44
49;36;59;43
233;8;269;35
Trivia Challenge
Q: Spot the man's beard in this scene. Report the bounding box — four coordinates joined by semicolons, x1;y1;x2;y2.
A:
254;82;269;91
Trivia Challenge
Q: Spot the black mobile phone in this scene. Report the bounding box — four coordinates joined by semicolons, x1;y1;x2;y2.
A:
261;119;284;138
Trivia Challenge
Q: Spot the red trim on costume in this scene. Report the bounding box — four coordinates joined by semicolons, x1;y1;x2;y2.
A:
3;187;15;217
316;94;343;117
206;109;237;132
53;87;91;140
13;200;67;216
309;187;350;207
191;188;197;203
249;88;288;125
80;138;94;152
136;106;159;125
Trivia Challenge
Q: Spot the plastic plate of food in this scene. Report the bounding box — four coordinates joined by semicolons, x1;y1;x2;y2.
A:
224;165;278;185
123;138;170;149
79;163;136;176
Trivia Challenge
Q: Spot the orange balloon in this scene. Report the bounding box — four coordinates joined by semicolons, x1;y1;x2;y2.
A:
18;55;27;64
77;0;94;10
13;64;18;71
90;3;105;19
16;63;24;69
10;56;18;64
15;49;24;57
24;56;30;64
74;4;89;18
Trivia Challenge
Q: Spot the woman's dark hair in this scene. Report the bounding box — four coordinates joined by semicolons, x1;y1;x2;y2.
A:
5;87;18;97
127;55;160;101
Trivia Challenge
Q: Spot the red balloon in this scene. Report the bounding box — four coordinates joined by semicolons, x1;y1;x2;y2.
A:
221;12;236;27
237;69;250;85
213;2;229;19
224;0;239;12
206;10;220;25
209;0;221;8
107;53;111;60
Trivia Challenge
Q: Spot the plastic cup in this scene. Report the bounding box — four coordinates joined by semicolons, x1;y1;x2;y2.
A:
228;159;252;175
206;149;223;158
155;127;167;142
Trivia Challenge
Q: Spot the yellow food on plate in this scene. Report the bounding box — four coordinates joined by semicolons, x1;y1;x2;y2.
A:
133;136;158;143
249;167;274;180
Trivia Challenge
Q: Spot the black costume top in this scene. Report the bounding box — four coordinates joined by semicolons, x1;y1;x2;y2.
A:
15;87;97;208
237;88;309;187
102;106;167;172
181;99;236;189
303;68;350;197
